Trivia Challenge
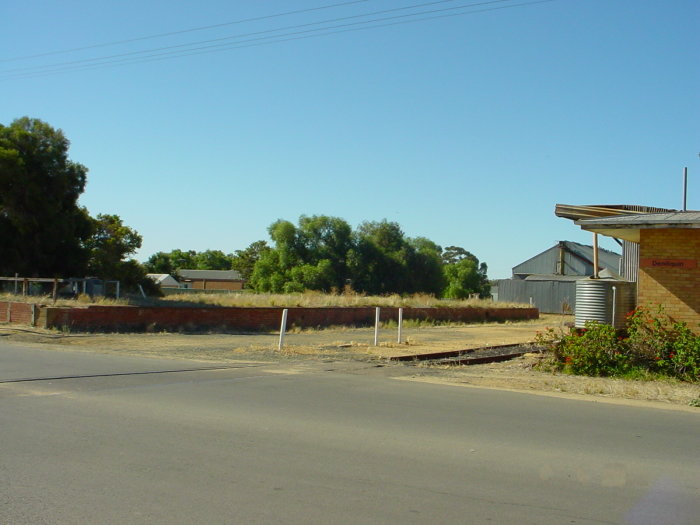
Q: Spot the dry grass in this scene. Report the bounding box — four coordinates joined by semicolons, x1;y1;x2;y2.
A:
0;292;130;307
1;290;529;309
157;290;527;309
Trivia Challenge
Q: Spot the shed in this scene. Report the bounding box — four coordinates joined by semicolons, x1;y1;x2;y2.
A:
513;241;620;279
495;241;621;314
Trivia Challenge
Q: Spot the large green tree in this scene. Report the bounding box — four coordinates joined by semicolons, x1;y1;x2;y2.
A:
0;117;92;276
441;246;490;299
84;214;143;282
231;240;270;281
249;216;350;293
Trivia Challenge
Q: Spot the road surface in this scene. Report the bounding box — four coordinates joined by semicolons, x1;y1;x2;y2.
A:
1;340;698;524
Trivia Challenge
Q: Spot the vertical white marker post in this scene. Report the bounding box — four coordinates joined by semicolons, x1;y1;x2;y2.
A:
397;307;403;344
374;307;380;346
278;308;289;351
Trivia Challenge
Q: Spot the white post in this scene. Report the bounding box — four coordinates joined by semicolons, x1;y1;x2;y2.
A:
278;309;289;350
611;286;617;327
115;281;121;299
374;307;380;346
397;307;403;344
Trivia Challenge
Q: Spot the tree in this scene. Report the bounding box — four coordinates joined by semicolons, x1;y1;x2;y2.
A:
247;215;491;298
349;220;411;294
144;252;175;275
441;246;490;299
195;249;231;270
84;214;147;289
168;249;198;270
0;117;92;276
231;240;270;281
249;216;354;293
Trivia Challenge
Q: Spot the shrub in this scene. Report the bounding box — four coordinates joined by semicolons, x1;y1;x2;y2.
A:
545;322;631;377
537;305;700;382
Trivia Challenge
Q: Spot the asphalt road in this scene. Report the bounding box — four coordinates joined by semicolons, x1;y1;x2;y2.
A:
1;340;698;524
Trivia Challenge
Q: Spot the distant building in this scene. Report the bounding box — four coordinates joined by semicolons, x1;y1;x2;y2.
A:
494;241;621;314
177;269;244;291
146;274;180;288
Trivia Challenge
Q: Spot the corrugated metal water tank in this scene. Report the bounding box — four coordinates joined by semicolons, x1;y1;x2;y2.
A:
575;279;636;329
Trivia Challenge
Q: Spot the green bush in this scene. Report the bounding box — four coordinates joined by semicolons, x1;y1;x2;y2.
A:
537;305;700;382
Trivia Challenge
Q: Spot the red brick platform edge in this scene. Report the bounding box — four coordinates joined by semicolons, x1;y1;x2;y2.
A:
1;301;538;333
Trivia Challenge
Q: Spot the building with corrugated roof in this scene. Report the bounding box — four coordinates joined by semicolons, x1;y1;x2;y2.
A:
494;241;621;314
177;269;244;291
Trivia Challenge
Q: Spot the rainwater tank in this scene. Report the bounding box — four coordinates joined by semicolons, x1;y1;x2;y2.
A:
574;279;636;329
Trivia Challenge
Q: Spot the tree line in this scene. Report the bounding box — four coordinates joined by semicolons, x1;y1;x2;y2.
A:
146;217;490;299
1;117;489;298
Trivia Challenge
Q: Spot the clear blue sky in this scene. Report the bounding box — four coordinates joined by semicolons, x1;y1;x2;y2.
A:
2;0;698;279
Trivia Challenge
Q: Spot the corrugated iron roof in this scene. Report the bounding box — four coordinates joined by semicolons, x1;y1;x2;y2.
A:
576;211;700;242
178;269;243;281
555;203;676;221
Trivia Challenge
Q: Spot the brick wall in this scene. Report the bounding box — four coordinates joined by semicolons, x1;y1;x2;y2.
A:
0;301;35;325
40;304;538;332
190;280;244;291
638;229;700;330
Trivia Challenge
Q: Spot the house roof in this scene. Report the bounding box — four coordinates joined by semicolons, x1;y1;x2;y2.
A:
178;269;243;281
146;274;179;286
576;211;700;242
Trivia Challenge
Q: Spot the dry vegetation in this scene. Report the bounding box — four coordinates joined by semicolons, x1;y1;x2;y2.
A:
1;290;528;309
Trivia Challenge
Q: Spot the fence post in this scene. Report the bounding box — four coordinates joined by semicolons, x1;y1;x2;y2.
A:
278;308;289;350
374;307;380;346
397;307;403;344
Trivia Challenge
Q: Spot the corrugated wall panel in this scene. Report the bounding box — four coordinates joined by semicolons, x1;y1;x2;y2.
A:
621;240;639;282
495;279;576;314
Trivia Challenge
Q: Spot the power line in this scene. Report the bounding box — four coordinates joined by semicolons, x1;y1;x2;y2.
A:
2;0;467;75
0;0;372;63
1;0;558;81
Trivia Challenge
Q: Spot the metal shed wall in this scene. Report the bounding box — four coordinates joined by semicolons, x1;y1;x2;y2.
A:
512;242;620;278
495;279;577;314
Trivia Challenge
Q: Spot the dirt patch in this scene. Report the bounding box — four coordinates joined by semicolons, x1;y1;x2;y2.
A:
406;354;700;411
2;315;699;409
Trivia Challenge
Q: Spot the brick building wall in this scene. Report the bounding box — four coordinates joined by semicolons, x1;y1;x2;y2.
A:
638;229;700;330
189;280;244;291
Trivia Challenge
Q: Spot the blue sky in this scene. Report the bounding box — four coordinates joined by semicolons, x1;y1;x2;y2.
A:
2;0;698;279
